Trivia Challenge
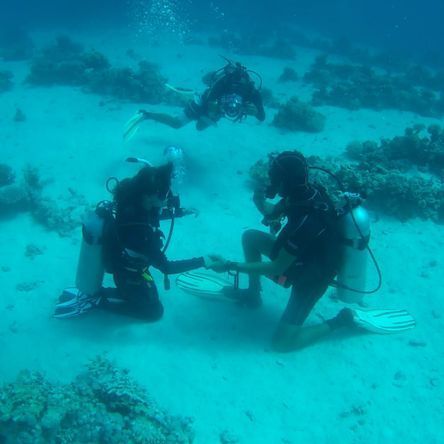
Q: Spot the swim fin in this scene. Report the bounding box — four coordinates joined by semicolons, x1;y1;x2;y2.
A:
175;271;233;301
177;273;416;334
54;288;102;319
352;308;416;334
164;83;195;96
123;111;146;141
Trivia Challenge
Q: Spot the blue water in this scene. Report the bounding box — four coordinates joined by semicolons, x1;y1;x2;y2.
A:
1;1;443;443
2;0;444;57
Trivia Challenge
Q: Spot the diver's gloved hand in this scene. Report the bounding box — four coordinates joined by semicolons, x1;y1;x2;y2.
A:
182;207;199;217
245;103;258;116
262;216;282;235
54;288;102;319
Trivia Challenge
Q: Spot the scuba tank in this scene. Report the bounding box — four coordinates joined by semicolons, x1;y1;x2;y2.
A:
336;202;371;304
75;208;106;295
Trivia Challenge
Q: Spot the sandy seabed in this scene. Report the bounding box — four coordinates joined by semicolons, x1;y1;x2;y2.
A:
0;27;443;443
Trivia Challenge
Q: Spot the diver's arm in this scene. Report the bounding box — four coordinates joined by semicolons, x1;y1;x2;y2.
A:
159;207;198;220
249;90;266;121
152;251;206;274
253;187;282;217
253;189;275;216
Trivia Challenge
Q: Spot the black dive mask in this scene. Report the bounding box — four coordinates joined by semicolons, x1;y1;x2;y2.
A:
220;93;244;120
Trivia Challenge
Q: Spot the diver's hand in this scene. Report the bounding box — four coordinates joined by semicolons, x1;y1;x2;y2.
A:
245;103;258;116
253;186;267;213
182;207;199;217
203;255;228;272
253;189;275;217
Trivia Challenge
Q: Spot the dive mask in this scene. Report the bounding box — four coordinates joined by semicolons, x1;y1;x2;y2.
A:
220;93;244;120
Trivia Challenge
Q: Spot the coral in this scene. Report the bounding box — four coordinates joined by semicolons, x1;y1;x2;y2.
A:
346;125;444;178
305;56;444;117
278;67;298;83
248;153;274;189
16;280;43;292
272;97;325;133
80;50;110;71
327;162;444;221
0;356;194;444
220;430;239;444
25;244;44;259
0;185;30;215
27;36;109;86
249;126;444;222
26;36;171;105
30;197;82;237
0;70;13;92
22;165;44;197
43;35;84;61
0;164;15;187
0;164;85;236
87;61;167;104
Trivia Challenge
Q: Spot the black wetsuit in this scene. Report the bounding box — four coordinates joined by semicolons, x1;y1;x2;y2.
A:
185;70;265;129
270;187;341;325
100;204;204;321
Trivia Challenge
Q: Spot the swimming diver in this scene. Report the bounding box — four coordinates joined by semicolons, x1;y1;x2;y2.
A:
124;59;265;138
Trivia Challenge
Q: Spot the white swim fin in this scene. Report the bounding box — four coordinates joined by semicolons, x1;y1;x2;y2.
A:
352;308;416;334
123;111;146;141
175;271;233;301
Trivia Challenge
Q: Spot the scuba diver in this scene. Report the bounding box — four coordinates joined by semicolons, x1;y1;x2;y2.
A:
177;150;414;351
124;59;266;138
55;162;221;321
218;151;351;351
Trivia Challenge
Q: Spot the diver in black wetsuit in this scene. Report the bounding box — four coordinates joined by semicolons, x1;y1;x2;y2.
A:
209;151;354;351
124;60;266;136
56;163;221;321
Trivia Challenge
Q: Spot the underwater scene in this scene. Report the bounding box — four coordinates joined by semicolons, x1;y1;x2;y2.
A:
0;0;443;442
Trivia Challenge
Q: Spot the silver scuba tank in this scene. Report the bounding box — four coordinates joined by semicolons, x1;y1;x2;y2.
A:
164;145;186;191
75;210;105;295
336;204;370;304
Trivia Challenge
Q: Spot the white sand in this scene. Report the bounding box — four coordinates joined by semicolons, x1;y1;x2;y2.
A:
0;27;443;443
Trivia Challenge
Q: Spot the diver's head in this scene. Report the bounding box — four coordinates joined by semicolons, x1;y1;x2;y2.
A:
137;163;173;209
266;151;309;199
224;61;246;78
114;163;173;210
220;93;244;120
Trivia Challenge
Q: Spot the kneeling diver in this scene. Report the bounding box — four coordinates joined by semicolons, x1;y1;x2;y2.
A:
55;162;221;320
197;151;414;351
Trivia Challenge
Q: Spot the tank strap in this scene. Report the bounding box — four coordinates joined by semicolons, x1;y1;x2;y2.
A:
341;234;370;250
